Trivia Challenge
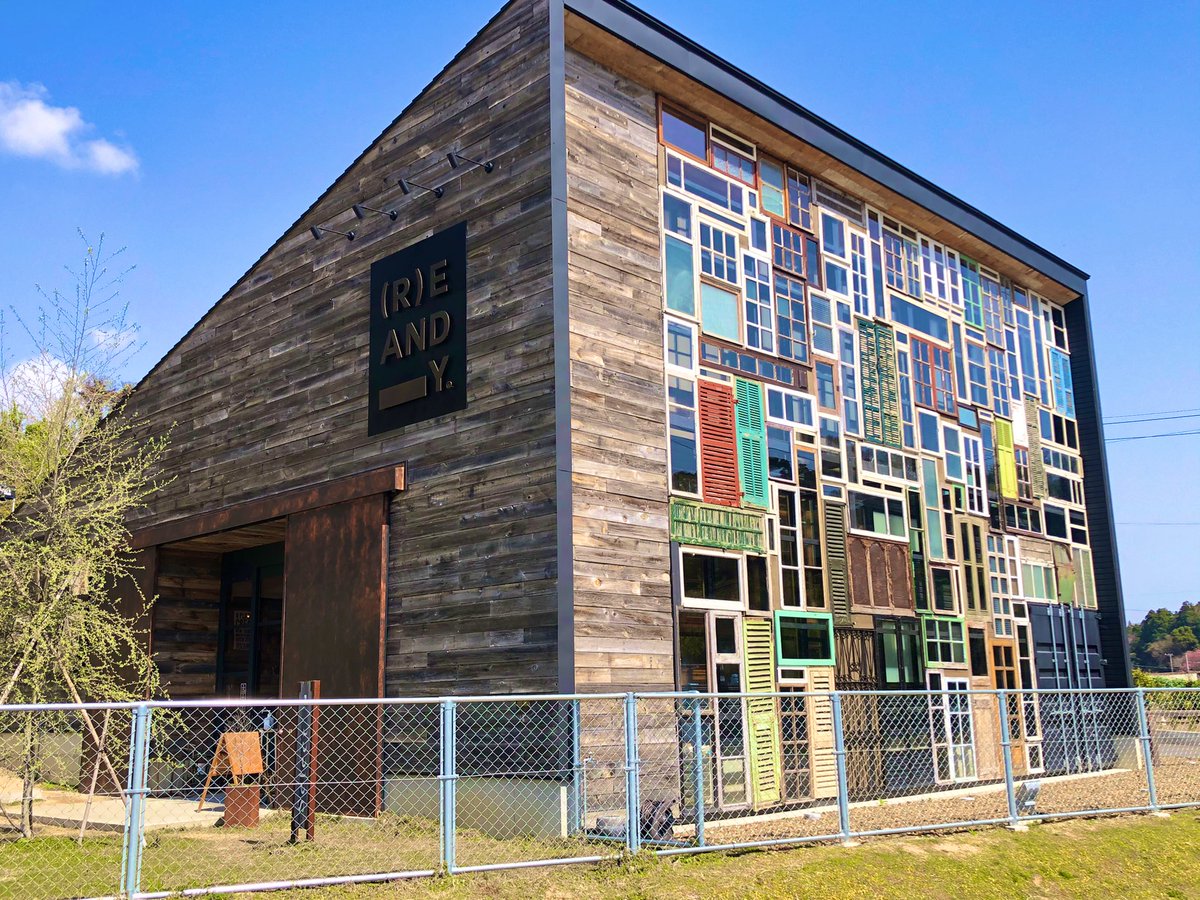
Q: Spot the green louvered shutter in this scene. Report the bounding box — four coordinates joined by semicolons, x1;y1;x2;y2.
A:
1024;395;1047;498
1053;543;1076;605
823;503;850;625
875;324;903;449
743;617;782;808
735;378;770;508
858;319;883;445
995;418;1018;500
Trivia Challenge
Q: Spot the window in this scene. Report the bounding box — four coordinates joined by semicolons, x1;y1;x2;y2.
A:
849;490;906;539
943;425;964;481
773;222;807;277
988;347;1010;417
821;212;846;258
668;375;698;494
778;488;802;608
858;446;919;483
664;234;696;316
980;273;1005;347
743;255;774;353
711;133;756;186
681;550;741;605
890;295;949;343
1003;503;1042;534
787;168;813;231
1044;302;1068;351
969;628;989;678
796;457;825;608
1021;560;1056;601
987;534;1019;638
963;435;985;515
759;157;785;217
810;293;834;355
747;555;770;611
776;612;834;666
666;152;745;214
960;257;983;329
1049;348;1076;418
931;567;958;614
966;340;989;407
700;282;740;342
1044;503;1069;540
816;362;837;410
660;105;707;159
665;318;697;375
882;219;921;297
924;617;966;666
819;416;842;480
919;411;941;453
850;230;871;316
774;272;808;363
1014;447;1033;501
663;193;692;238
700;221;738;284
768;426;793;481
877;618;924;688
927;673;977;783
911;337;956;414
766;386;815;428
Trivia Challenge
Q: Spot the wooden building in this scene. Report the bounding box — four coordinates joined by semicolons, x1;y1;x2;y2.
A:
117;0;1128;815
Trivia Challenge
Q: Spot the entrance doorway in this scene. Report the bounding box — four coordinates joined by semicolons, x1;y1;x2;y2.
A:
216;544;284;698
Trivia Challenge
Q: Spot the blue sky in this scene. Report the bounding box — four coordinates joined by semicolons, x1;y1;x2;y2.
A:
1;1;1196;622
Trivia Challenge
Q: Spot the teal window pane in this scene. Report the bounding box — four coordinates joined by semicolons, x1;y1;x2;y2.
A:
665;236;695;316
701;282;739;341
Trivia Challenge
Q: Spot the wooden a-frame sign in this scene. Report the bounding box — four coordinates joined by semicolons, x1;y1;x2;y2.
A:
198;731;264;810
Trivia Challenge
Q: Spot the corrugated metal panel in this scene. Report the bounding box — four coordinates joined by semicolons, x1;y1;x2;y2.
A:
735;378;770;507
699;380;740;507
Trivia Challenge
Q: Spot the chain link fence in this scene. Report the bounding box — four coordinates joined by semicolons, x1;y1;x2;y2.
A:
1;687;1197;898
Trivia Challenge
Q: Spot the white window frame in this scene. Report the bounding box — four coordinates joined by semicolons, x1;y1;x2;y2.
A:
847;488;908;542
664;316;699;378
765;385;816;431
927;672;978;784
678;545;748;612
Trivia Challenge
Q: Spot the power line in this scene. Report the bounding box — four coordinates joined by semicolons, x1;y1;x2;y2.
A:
1106;429;1200;443
1116;521;1200;526
1105;413;1200;426
1105;406;1200;420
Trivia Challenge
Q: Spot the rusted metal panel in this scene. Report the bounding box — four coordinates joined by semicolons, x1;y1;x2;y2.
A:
130;465;404;549
283;495;388;816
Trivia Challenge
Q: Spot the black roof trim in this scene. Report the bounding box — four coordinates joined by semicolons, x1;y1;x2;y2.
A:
564;0;1089;293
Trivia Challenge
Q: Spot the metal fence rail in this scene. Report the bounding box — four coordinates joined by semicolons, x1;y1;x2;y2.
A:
0;687;1196;899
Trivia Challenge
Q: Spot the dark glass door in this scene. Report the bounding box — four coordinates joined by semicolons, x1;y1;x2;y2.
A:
217;544;284;698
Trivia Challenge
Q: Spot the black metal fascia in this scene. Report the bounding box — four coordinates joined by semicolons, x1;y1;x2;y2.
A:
564;0;1090;295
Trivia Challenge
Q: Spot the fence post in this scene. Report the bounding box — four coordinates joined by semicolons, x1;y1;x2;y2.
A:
830;691;853;844
623;692;640;854
1134;688;1162;813
689;693;705;847
569;698;583;836
290;681;319;844
120;703;151;899
439;700;458;873
997;689;1021;829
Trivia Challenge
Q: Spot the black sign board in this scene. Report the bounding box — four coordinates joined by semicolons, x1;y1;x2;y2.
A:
368;222;467;435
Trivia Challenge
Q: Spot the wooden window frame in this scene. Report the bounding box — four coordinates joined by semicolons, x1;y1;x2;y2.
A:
658;98;709;166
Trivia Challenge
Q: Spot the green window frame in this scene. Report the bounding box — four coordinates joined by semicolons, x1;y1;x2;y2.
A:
774;610;835;667
922;616;966;667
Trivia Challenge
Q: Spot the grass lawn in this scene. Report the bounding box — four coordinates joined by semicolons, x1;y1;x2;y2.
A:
255;810;1200;900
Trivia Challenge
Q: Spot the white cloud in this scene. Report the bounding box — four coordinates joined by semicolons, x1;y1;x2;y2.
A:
0;82;138;175
2;353;71;420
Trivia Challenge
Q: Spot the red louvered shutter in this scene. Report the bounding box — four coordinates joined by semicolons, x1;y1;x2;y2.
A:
699;381;740;507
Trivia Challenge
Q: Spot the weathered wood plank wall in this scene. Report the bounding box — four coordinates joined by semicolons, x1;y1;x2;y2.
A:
123;0;560;697
564;49;674;692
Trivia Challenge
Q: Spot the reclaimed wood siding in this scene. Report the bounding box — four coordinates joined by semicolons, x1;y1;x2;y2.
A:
152;548;222;698
122;0;559;697
565;49;674;691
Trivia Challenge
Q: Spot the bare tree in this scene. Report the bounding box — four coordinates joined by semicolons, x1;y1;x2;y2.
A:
0;232;170;836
